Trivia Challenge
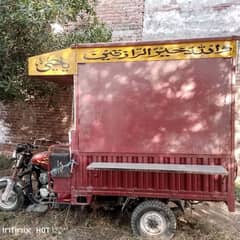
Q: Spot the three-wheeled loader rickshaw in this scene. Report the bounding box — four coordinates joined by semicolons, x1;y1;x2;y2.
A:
10;36;240;239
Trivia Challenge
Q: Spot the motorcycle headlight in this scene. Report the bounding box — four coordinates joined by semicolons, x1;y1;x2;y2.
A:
12;150;17;159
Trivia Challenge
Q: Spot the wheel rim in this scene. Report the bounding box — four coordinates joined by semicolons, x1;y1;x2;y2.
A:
140;211;167;236
0;188;18;210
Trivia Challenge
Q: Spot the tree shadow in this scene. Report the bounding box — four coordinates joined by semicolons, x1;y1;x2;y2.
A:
76;57;232;155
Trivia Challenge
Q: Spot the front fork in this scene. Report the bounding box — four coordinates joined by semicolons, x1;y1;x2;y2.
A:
1;168;18;202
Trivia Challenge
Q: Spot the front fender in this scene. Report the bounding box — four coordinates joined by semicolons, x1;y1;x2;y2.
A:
0;177;23;189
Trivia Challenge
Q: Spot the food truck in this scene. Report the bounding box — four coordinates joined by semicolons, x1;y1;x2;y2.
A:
26;36;238;238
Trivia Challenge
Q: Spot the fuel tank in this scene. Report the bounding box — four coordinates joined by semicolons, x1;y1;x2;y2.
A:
31;151;49;170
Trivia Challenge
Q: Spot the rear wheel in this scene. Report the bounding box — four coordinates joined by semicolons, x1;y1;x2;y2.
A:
131;200;176;239
0;185;24;211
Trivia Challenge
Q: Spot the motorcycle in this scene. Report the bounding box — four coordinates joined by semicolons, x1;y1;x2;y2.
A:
0;139;57;211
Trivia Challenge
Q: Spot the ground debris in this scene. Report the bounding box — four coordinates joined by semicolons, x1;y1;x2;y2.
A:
0;201;239;240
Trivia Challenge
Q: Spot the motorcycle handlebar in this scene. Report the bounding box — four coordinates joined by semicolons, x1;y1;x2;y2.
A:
15;138;61;152
31;144;39;149
33;138;52;146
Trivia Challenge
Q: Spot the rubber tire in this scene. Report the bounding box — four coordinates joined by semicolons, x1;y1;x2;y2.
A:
131;200;176;240
0;185;24;211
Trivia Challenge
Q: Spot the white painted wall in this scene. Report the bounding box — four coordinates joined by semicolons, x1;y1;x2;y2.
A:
143;0;240;40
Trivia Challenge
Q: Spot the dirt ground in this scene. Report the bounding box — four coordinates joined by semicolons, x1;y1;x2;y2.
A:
0;200;239;240
0;168;239;240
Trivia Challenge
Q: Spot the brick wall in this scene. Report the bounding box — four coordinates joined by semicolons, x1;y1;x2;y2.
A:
0;85;72;155
95;0;240;42
95;0;144;41
1;0;240;159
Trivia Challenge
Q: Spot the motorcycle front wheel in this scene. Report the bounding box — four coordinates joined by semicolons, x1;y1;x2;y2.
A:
0;185;24;211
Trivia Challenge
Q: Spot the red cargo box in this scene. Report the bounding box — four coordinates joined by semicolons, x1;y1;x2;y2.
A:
28;36;239;239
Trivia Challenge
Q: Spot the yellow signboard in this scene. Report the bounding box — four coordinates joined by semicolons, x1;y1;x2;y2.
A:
28;40;236;76
28;48;76;76
77;40;236;63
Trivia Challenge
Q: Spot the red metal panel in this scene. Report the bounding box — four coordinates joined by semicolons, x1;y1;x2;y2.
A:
75;58;232;154
52;178;71;202
71;153;232;204
70;57;236;211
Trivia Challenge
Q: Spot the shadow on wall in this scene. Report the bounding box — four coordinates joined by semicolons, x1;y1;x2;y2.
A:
76;58;232;154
